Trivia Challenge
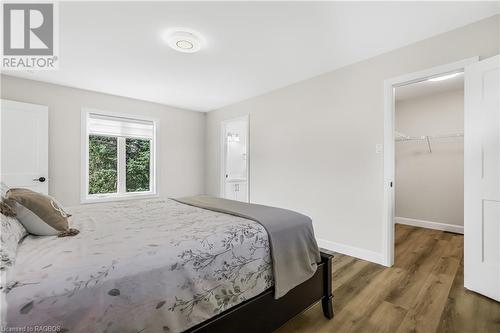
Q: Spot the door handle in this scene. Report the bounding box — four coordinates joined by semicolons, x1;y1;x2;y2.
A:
33;177;46;182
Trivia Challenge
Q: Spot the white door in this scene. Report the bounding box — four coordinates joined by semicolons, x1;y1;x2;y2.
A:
464;55;500;301
0;100;49;194
221;116;249;202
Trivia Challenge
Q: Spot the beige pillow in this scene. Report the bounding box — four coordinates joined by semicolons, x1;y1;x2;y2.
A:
6;188;72;236
0;199;16;218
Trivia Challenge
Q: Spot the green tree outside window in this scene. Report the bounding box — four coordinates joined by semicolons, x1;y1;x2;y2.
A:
126;138;151;192
88;136;151;194
88;136;117;194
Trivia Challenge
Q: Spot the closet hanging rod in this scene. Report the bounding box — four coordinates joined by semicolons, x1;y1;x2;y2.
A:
395;131;463;153
395;132;464;142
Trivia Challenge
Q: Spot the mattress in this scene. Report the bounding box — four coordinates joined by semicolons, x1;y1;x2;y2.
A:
4;199;272;332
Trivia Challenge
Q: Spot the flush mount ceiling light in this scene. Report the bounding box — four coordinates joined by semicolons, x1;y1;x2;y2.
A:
162;28;204;53
428;72;462;82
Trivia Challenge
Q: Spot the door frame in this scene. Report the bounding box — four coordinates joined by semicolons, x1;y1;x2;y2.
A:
220;115;250;202
382;57;478;267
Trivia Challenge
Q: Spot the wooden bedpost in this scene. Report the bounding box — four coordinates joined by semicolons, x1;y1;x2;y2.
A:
320;252;334;319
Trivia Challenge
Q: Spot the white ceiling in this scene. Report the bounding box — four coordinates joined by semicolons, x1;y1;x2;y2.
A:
396;73;464;102
4;2;499;111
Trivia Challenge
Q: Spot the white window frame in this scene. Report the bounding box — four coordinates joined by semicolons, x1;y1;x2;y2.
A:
81;108;159;203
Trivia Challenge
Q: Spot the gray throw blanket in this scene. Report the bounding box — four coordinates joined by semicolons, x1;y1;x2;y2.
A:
173;195;321;299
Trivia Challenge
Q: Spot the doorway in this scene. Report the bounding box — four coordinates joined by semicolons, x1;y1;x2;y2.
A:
394;72;464;235
382;57;478;266
392;68;465;288
383;55;500;302
220;115;249;202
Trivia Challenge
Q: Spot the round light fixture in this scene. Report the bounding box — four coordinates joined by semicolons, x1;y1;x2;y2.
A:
162;28;204;53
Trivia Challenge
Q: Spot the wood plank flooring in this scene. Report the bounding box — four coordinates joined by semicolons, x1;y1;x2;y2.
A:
275;225;500;333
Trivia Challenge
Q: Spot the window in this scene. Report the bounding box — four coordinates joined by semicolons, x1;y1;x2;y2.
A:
82;110;158;202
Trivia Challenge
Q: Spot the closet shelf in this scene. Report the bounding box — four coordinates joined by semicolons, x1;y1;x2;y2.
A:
395;131;464;153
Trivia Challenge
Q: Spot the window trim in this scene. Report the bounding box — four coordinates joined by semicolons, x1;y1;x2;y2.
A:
81;108;159;204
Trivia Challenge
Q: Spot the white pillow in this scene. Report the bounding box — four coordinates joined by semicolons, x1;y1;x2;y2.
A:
13;202;61;236
0;213;27;271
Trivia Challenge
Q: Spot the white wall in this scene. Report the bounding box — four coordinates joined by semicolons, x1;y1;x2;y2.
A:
395;89;464;227
0;75;206;206
205;15;499;262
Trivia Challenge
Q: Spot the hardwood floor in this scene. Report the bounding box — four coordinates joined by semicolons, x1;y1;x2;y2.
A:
275;225;500;333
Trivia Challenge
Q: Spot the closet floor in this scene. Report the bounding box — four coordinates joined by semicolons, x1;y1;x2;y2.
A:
275;224;500;333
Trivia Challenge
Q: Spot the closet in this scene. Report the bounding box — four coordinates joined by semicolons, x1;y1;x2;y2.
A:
394;73;465;233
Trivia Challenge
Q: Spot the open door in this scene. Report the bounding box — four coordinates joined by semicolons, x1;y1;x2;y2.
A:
221;116;249;202
0;100;49;194
464;55;500;301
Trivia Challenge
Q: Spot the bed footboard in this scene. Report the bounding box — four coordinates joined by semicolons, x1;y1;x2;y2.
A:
320;251;334;319
187;251;334;332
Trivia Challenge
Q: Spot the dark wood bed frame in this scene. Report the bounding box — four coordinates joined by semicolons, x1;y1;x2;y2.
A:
186;252;334;333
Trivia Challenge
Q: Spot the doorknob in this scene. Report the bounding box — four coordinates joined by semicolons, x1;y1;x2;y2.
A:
33;177;46;182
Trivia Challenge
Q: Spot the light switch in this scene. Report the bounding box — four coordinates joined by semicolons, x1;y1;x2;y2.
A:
375;144;383;154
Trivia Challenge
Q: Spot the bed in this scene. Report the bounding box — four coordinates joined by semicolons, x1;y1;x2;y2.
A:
4;198;333;332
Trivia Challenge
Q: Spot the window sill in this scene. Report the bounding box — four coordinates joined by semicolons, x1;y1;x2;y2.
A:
81;192;159;204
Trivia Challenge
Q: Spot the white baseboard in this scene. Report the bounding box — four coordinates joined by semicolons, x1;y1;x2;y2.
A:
395;217;464;234
317;238;385;266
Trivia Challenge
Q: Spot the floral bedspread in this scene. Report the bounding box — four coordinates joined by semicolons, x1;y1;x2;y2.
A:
4;199;272;332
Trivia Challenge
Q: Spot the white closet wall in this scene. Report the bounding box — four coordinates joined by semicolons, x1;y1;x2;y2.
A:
395;89;464;227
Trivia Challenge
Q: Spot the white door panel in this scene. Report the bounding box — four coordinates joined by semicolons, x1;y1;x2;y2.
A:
483;200;500;264
0;100;49;194
464;55;500;301
481;68;500;200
